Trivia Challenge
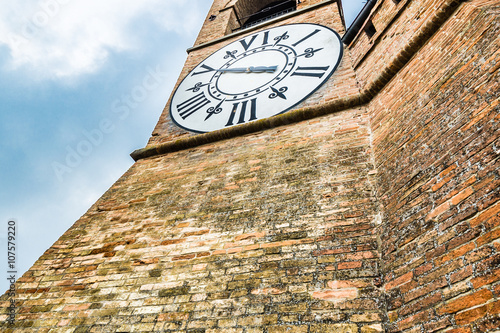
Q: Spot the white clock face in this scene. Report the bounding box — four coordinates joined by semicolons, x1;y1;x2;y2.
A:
170;23;343;133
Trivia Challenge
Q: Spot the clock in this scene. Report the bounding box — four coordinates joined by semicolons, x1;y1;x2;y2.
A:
169;23;343;133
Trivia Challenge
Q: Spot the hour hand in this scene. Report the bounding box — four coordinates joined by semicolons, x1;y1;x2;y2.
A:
218;66;278;73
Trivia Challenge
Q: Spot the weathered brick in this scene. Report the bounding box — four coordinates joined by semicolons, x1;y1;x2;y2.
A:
351;312;382;322
3;1;499;333
385;271;413;291
310;324;359;333
399;292;442;317
437;289;493;314
471;268;500;289
312;288;358;301
435;242;475;266
450;265;473;284
268;325;308;333
455;304;488;325
338;261;363;270
360;323;383;333
422;317;452;332
469;200;500;227
476;226;500;247
396;309;432;331
404;276;447;303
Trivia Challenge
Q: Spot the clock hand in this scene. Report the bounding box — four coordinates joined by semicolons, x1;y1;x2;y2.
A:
216;68;248;73
252;66;278;72
218;66;278;73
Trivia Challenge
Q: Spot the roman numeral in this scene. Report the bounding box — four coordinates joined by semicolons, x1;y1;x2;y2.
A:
225;99;257;127
291;66;330;78
240;35;258;51
262;31;270;45
292;29;320;47
192;64;215;76
177;92;211;120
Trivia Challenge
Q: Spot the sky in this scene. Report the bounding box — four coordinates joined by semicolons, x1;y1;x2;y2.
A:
0;0;366;293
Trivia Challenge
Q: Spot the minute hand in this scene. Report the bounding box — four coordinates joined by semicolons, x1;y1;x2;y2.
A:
218;66;278;73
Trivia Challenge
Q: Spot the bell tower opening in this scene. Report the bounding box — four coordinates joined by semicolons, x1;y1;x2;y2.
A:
239;0;297;30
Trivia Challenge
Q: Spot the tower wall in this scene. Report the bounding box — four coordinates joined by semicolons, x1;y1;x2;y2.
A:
349;0;500;331
5;108;384;332
2;0;499;332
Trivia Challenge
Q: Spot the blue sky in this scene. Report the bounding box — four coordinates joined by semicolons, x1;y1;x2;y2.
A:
0;0;366;293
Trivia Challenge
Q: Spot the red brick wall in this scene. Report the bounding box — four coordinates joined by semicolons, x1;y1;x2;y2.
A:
2;108;384;332
356;0;500;331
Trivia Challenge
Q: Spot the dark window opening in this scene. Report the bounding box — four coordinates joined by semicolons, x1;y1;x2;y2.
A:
242;0;297;29
364;20;377;38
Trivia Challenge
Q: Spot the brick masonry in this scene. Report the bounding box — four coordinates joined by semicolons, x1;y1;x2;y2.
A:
1;0;499;332
365;0;500;332
2;108;383;332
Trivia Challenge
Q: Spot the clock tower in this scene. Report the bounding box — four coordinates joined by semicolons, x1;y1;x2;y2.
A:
3;0;500;332
168;23;343;133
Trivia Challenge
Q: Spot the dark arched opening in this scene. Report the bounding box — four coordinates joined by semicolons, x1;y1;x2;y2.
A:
241;0;297;29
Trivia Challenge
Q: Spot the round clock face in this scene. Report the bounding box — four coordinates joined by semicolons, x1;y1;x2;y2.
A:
170;23;343;133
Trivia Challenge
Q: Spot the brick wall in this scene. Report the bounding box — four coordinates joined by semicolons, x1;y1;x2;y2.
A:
356;0;500;331
1;108;384;332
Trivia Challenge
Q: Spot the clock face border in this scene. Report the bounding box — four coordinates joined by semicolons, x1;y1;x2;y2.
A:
169;23;344;134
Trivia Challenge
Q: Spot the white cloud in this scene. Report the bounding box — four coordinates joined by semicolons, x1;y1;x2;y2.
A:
0;0;205;79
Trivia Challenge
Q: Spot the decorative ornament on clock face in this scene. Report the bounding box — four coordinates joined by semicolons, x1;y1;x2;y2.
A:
170;23;343;133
